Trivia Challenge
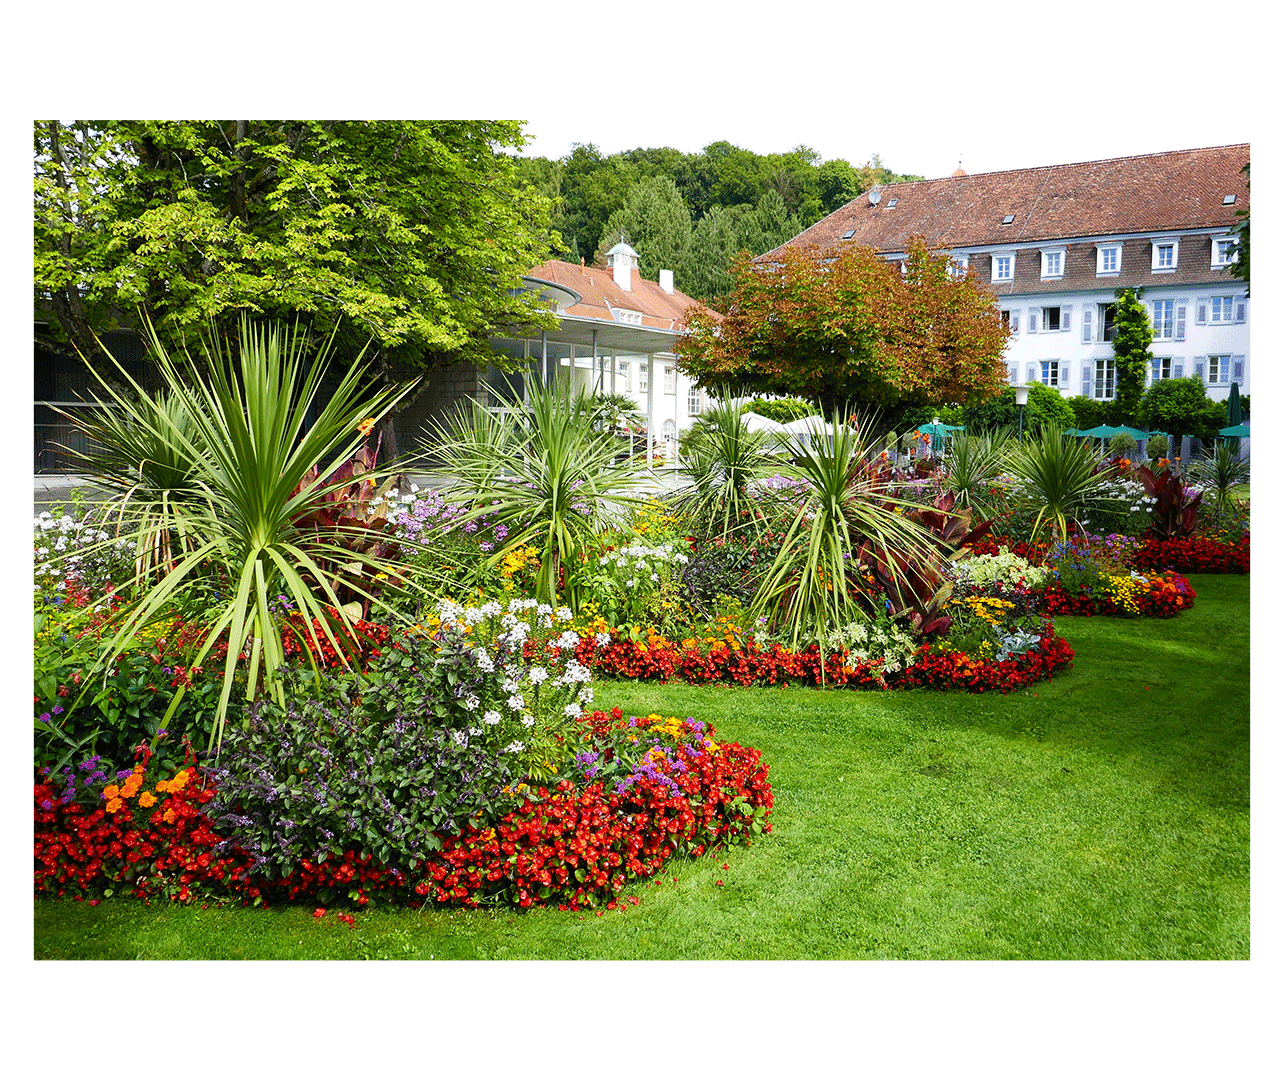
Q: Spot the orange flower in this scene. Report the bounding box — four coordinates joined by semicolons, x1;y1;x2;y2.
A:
103;784;120;801
105;797;123;813
138;791;157;808
357;417;375;435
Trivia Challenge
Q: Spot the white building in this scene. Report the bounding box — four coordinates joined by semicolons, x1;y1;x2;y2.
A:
763;145;1250;405
403;241;713;465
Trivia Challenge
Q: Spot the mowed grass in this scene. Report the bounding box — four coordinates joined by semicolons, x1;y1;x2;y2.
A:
33;575;1249;960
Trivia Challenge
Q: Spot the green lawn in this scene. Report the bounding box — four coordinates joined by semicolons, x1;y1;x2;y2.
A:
33;575;1249;960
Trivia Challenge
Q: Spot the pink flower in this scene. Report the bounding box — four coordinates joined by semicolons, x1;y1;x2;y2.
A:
313;908;327;918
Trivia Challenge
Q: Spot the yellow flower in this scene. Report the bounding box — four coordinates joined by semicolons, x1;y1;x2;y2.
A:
357;417;375;435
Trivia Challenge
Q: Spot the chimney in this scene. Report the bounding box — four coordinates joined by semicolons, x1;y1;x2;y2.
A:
613;256;631;292
659;269;674;294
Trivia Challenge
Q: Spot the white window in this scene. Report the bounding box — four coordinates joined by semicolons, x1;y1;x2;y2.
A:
1094;359;1116;400
1206;355;1231;385
1040;247;1067;280
687;386;703;416
1209;296;1237;323
991;252;1014;282
615;308;643;325
1151;239;1178;272
661;419;677;448
615;360;630;392
1211;236;1238;268
1150;357;1172;384
663;365;674;394
1039;305;1070;332
1040;360;1059;387
1152;299;1175;339
949;254;969;279
637;364;648;393
1096;243;1122;275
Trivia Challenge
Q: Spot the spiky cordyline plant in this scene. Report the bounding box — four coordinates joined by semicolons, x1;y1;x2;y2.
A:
751;411;945;658
671;393;781;541
1188;441;1250;512
940;427;1013;515
427;380;647;609
71;315;421;752
1004;426;1111;541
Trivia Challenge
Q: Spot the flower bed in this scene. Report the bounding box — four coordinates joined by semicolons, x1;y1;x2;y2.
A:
1130;535;1250;575
582;625;1073;694
34;710;772;912
1039;571;1196;619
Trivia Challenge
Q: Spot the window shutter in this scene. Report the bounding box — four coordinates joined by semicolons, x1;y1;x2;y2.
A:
1231;355;1246;383
1235;298;1247;323
1081;362;1092;397
1007;364;1017;384
1060;305;1072;333
1175;302;1187;341
1173;358;1184;378
1193;356;1206;382
1011;308;1021;334
1026;362;1037;383
1029;310;1039;333
1082;306;1093;343
1195;297;1209;325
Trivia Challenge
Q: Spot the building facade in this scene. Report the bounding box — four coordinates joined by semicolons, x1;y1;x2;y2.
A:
764;144;1250;405
401;242;712;465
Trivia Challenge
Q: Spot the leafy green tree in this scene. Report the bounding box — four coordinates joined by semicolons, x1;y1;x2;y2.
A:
595;175;693;279
35;120;558;457
817;159;862;215
1227;162;1249;294
1137;377;1226;441
1111;287;1152;422
1065;395;1124;429
945;382;1074;435
680;205;744;303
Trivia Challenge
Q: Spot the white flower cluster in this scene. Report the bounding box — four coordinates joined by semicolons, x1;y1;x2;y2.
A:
33;509;134;597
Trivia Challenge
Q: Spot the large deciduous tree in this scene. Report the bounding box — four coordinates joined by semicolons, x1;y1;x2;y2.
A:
676;238;1010;428
34;120;558;456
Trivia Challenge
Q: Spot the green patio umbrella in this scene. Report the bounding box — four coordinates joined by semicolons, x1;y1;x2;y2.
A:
1218;423;1251;439
1227;382;1242;427
916;422;964;454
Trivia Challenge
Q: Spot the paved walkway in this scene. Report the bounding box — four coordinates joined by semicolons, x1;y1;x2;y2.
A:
35;467;688;515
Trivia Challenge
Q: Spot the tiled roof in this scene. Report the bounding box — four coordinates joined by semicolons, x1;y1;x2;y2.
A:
525;259;711;330
762;144;1250;258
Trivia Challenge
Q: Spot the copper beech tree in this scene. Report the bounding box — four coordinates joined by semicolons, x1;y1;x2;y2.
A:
677;237;1011;429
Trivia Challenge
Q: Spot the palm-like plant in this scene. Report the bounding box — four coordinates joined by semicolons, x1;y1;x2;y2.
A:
1004;426;1110;541
671;395;780;541
752;412;944;653
429;380;645;608
62;389;207;584
940;428;1012;514
1188;442;1250;512
73;315;420;752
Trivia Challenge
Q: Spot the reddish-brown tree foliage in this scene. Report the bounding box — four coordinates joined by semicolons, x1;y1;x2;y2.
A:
677;237;1010;422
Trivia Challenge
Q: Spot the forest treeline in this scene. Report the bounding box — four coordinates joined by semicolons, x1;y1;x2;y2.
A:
513;141;923;304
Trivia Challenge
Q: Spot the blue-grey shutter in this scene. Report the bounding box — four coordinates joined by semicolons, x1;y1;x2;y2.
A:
1029;310;1039;333
1081;362;1093;397
1175;302;1187;341
1007;364;1017;385
1026;362;1038;383
1235;298;1247;323
1193;356;1206;382
1231;355;1246;383
1011;308;1020;335
1195;297;1209;325
1173;358;1184;378
1081;306;1094;343
1060;305;1072;333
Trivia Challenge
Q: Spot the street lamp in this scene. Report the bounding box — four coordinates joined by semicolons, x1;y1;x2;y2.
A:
1013;385;1030;441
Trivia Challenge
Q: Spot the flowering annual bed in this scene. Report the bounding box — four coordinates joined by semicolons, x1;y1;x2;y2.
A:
1039;570;1196;618
582;623;1073;695
1130;535;1250;575
34;709;772;912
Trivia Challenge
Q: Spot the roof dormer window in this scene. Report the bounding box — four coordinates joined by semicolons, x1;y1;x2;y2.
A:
991;250;1015;283
1211;235;1238;268
614;308;643;326
1040;246;1067;280
1095;242;1122;276
1151;238;1179;272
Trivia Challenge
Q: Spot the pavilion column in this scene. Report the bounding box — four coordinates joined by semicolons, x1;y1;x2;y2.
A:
646;353;655;474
